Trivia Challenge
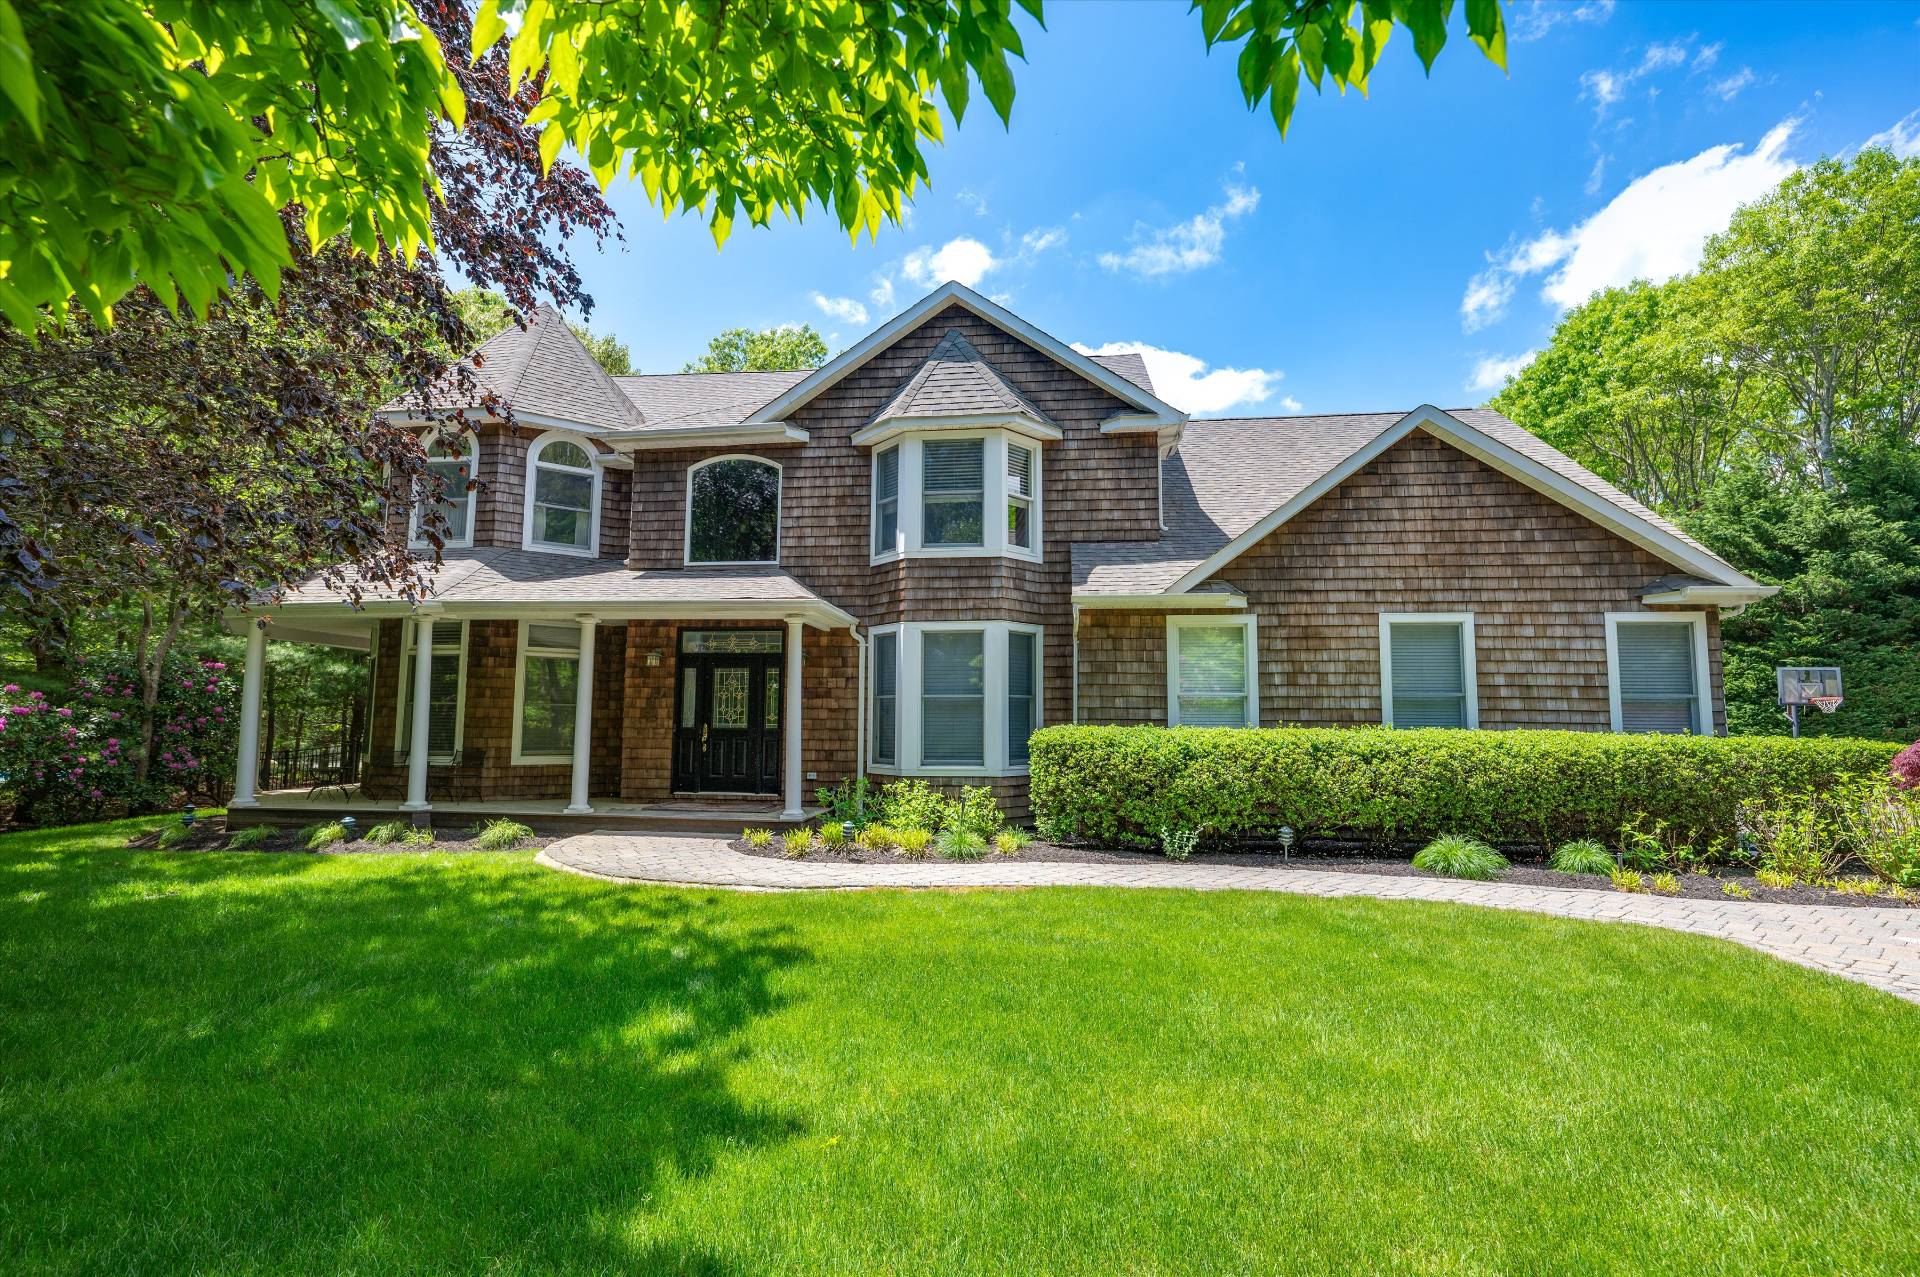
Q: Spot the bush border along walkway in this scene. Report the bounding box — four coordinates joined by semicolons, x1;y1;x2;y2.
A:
1028;726;1900;851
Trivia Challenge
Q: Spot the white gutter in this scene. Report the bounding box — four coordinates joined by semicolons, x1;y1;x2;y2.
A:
1640;584;1780;608
606;423;810;449
1071;591;1247;610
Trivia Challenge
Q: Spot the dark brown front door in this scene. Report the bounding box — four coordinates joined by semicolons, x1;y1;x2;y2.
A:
671;631;783;794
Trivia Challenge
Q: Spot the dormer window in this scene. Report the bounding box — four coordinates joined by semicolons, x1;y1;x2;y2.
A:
869;431;1043;563
523;432;600;556
687;455;781;565
410;432;477;550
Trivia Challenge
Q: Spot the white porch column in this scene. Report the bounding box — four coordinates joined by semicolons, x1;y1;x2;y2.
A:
782;616;805;819
401;613;436;812
564;615;597;814
230;619;267;808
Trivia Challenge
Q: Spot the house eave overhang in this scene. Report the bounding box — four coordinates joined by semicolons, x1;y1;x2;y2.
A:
743;280;1187;432
606;423;812;449
850;412;1064;450
381;409;624;437
1165;405;1764;595
1639;584;1779;607
1070;591;1246;610
226;595;856;632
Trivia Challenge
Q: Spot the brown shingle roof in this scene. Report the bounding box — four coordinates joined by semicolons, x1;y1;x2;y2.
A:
869;329;1053;425
386;305;646;432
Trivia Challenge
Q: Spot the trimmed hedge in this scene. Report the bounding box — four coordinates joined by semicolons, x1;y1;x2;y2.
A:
1028;726;1903;852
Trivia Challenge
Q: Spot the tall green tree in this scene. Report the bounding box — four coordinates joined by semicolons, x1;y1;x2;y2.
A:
0;0;1508;327
684;326;829;374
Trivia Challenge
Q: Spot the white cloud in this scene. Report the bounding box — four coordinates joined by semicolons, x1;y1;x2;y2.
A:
1582;38;1697;116
869;276;896;310
1098;181;1261;278
1584;153;1609;195
1020;226;1067;255
1509;0;1614;42
809;292;868;326
901;237;999;288
1467;350;1539;394
956;188;989;216
1638;42;1689;74
1710;67;1757;102
1580;69;1622;109
1072;340;1286;414
1863;109;1920;159
1461;119;1800;326
1692;41;1723;71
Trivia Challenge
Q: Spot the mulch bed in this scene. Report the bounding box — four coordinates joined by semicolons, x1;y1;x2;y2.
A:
729;836;1918;910
124;819;537;857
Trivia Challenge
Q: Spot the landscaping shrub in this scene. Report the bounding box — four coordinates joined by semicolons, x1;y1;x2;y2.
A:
946;787;1004;841
854;825;896;852
1550;839;1614;876
893;829;933;858
742;827;773;849
365;820;410;845
818;821;847;848
1891;740;1920;791
303;821;347;850
875;779;949;832
1841;787;1920;886
1159;827;1199;862
992;829;1028;856
1650;872;1682;896
154;821;192;849
814;776;872;827
1610;866;1646;893
1029;725;1900;852
781;828;816;858
472;819;534;851
1412;835;1507;880
936;828;986;861
226;825;271;850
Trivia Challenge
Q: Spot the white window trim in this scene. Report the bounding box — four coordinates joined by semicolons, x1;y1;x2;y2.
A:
510;619;586;765
869;430;1042;565
1379;612;1480;729
1165;613;1260;728
865;620;1042;776
869;625;901;767
520;429;603;558
872;445;902;561
684;453;783;566
1604;610;1712;735
392;618;468;763
408;430;477;551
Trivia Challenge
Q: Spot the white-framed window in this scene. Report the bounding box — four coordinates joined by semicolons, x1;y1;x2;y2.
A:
867;621;1041;775
686;454;781;564
1166;614;1258;727
409;432;477;550
868;431;1042;564
394;618;467;762
1379;613;1479;729
1606;612;1711;734
511;620;585;764
870;629;898;766
873;446;900;558
522;431;601;556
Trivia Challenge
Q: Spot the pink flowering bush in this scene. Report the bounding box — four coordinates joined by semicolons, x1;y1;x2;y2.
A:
0;653;238;825
1893;739;1920;792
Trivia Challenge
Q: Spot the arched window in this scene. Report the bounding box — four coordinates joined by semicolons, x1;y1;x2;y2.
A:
410;432;477;550
686;456;781;564
524;432;600;555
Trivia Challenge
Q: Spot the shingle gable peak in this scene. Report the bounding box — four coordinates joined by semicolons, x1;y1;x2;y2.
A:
869;328;1054;426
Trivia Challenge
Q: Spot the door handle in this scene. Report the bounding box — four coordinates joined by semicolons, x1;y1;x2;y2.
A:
700;724;709;746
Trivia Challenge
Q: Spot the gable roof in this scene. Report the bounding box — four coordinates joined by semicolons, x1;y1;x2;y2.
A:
612;370;812;428
743;281;1185;434
1072;405;1766;597
386;304;645;433
870;329;1054;426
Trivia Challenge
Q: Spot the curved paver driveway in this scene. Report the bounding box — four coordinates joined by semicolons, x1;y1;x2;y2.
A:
540;834;1920;1004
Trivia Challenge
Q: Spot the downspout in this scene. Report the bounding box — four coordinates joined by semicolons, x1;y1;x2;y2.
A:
1070;603;1081;723
851;620;867;817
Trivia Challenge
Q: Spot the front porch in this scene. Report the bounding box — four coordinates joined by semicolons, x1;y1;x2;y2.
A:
230;787;822;835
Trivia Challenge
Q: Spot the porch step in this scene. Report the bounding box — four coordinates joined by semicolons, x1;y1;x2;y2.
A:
228;798;816;837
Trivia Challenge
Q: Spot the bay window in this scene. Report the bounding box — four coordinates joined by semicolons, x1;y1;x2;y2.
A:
867;622;1042;774
873;446;900;557
1006;443;1034;551
923;440;985;548
868;432;1043;563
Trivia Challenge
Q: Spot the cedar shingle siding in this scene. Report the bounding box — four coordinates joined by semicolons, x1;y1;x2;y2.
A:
334;290;1748;814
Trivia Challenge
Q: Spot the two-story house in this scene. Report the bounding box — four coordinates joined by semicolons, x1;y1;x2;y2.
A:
226;282;1775;828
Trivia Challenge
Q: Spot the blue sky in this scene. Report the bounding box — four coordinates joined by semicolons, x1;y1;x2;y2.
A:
562;0;1920;418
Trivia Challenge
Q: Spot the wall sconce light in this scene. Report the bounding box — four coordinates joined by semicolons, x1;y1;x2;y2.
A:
646;649;662;667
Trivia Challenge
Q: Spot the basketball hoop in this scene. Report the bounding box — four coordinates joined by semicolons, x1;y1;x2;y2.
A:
1809;695;1843;715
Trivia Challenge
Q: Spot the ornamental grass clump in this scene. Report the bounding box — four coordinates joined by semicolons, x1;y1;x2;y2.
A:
742;828;773;849
226;825;271;850
781;828;817;859
1550;839;1614;876
1610;866;1645;893
992;829;1028;856
936;829;986;861
365;819;411;845
893;829;933;858
1412;835;1507;881
817;821;847;849
303;821;347;850
472;819;534;851
154;821;193;849
855;825;898;852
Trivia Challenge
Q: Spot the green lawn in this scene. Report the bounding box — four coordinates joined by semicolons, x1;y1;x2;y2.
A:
3;819;1918;1275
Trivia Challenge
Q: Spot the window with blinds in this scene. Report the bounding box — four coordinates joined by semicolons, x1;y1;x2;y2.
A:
412;438;475;546
1386;621;1468;728
1006;443;1034;551
921;630;985;765
1616;621;1699;733
872;446;900;556
923;440;985;547
1172;622;1251;727
1008;629;1036;763
397;619;465;761
871;631;897;765
518;623;582;758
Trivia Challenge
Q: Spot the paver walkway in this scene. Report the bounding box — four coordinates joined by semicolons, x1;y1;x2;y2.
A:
540;834;1920;1004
